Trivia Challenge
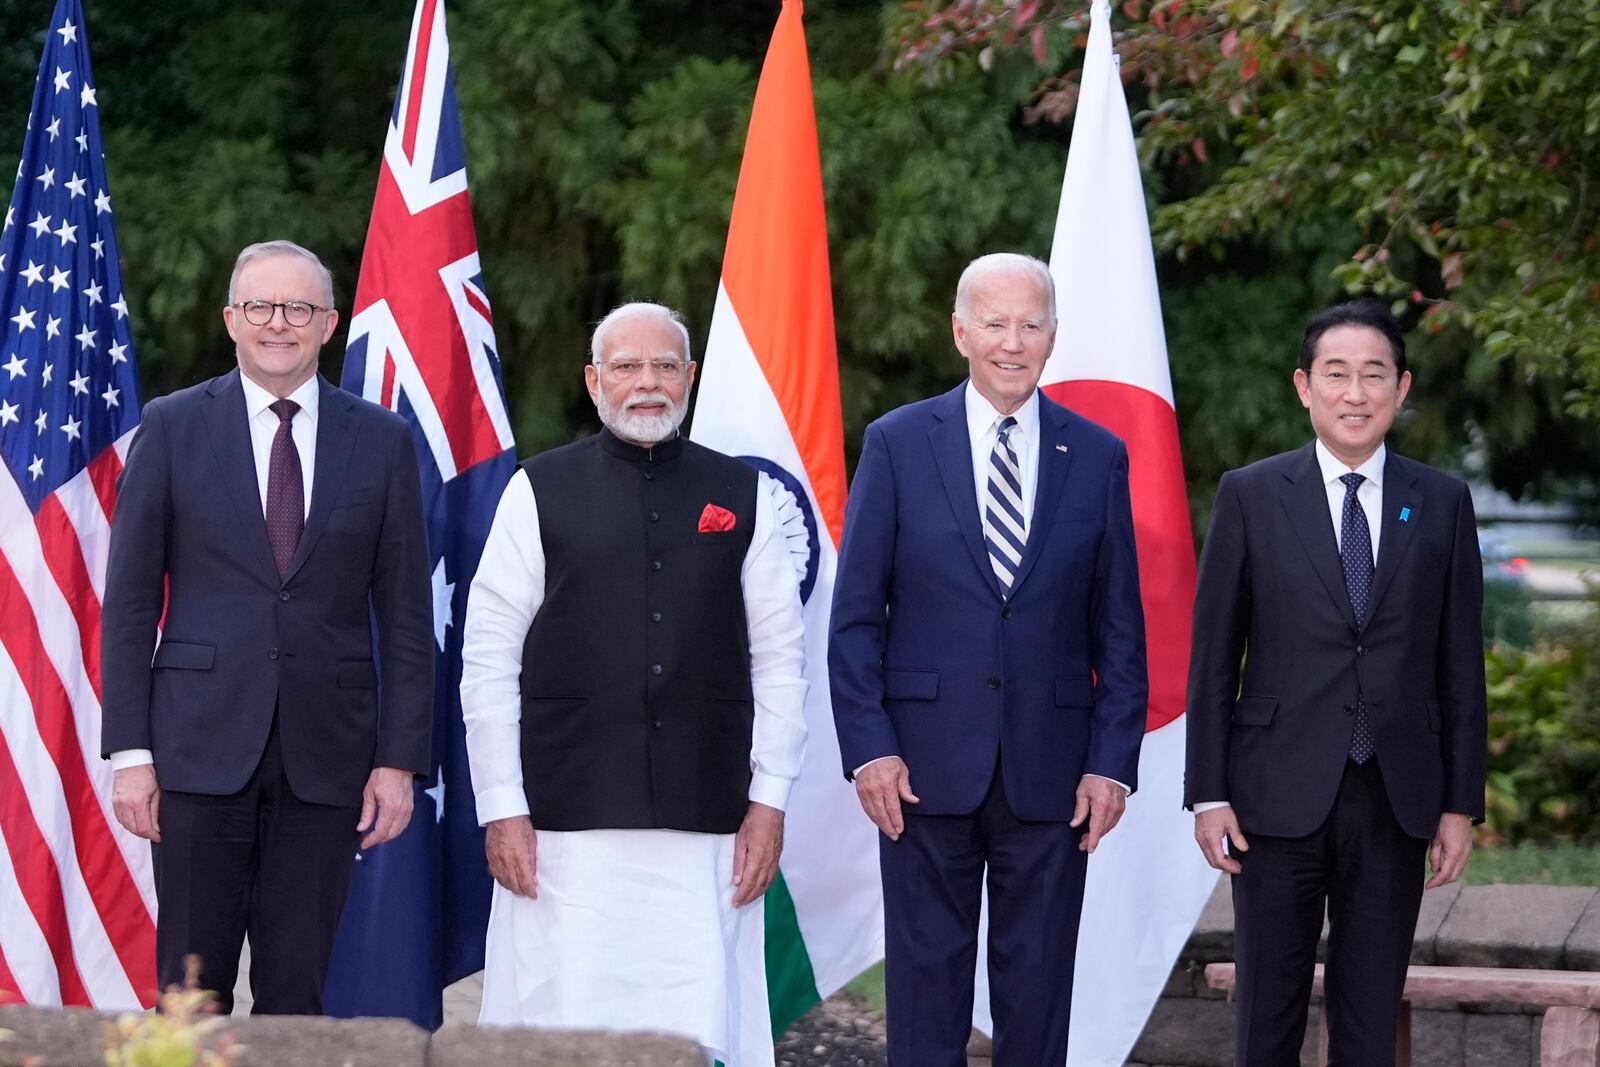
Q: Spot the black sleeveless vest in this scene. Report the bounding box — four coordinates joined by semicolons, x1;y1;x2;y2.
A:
518;429;759;832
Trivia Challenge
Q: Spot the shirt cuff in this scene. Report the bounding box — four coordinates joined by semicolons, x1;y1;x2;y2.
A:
1193;801;1231;813
1084;773;1130;793
109;749;154;771
852;756;896;779
748;771;794;813
474;785;531;827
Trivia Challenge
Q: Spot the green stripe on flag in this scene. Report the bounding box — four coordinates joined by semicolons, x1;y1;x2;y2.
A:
764;871;820;1036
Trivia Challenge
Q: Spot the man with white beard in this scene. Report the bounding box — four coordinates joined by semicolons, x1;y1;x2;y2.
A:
460;302;808;1065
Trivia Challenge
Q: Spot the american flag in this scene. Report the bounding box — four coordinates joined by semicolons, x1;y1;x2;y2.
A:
0;0;155;1008
323;0;515;1028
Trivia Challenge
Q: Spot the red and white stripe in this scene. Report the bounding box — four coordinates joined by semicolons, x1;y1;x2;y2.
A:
0;430;157;1009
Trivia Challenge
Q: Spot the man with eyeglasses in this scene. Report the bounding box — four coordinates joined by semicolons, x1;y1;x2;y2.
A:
101;239;433;1013
460;301;806;1065
1185;298;1487;1063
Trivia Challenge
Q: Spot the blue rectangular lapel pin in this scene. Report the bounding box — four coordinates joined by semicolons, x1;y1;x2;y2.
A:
1399;506;1411;523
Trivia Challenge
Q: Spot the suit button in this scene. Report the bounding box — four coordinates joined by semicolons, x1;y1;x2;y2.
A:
268;648;279;660
649;511;660;522
1343;703;1356;715
650;560;663;572
644;471;654;481
279;591;291;602
1001;607;1013;619
987;678;1001;689
650;611;662;623
653;720;663;729
651;664;663;676
1356;644;1367;656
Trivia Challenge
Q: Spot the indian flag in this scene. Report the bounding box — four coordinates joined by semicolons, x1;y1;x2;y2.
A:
973;0;1220;1061
689;0;882;1039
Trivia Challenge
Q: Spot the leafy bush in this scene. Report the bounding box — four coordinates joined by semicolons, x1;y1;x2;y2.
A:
104;960;237;1067
1482;624;1600;845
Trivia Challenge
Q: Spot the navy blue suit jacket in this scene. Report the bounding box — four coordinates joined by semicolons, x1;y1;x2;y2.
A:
1183;443;1487;839
829;384;1148;821
101;369;434;808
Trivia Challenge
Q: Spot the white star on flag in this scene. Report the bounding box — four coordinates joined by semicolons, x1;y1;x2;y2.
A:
0;400;18;426
69;370;90;395
52;66;71;92
45;315;60;340
20;260;44;285
29;211;51;237
3;354;25;378
28;456;44;480
101;385;119;408
11;307;37;332
65;173;86;198
79;83;95;107
82;280;102;305
60;414;81;441
45;117;60;140
57;19;77;43
74;129;87;152
108;340;127;364
48;266;70;292
34;409;47;433
36;166;55;191
93;189;110;215
111;295;127;318
74;325;95;349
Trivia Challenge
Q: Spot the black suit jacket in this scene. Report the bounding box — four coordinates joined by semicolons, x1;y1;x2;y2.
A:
101;369;434;807
1183;442;1486;840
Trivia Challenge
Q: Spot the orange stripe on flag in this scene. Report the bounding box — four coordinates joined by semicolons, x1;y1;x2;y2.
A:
718;0;846;543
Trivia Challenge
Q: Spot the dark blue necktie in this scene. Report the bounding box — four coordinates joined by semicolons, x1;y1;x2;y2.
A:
1339;472;1375;764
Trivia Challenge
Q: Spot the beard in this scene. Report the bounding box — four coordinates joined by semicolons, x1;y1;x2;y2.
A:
597;387;687;446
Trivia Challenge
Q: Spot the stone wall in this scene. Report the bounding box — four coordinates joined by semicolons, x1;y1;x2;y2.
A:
1126;880;1600;1067
0;1005;702;1067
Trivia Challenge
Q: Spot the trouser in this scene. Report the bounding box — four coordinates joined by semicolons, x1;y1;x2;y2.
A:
1232;757;1428;1066
880;766;1088;1067
152;718;360;1014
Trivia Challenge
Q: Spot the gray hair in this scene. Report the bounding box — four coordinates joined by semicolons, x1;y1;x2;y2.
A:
228;240;335;307
953;252;1056;326
590;302;692;364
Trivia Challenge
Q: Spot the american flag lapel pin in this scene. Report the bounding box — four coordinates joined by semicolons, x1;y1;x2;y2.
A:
1055;444;1069;453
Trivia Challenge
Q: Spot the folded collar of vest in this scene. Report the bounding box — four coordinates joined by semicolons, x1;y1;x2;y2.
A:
599;427;686;465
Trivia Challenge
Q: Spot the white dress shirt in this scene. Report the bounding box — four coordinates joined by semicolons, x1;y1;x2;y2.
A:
240;371;318;521
1193;440;1386;813
965;381;1040;527
110;371;321;772
459;466;809;823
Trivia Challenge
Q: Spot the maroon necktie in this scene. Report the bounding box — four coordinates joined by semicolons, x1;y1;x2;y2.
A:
266;399;304;579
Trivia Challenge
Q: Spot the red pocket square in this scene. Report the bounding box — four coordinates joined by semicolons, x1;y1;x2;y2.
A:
698;503;736;533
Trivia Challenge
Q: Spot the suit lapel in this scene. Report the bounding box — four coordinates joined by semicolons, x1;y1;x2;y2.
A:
282;378;358;583
202;370;279;584
1007;396;1071;596
1279;442;1358;633
1365;451;1421;624
929;385;1004;600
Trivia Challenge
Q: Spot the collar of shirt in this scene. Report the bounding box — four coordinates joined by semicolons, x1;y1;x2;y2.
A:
240;371;321;428
963;380;1039;447
1314;438;1386;491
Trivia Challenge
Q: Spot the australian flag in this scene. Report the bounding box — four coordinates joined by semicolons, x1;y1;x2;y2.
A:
324;0;516;1029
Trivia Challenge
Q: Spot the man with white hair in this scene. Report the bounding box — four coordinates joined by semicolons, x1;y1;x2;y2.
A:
830;253;1147;1064
461;302;807;1065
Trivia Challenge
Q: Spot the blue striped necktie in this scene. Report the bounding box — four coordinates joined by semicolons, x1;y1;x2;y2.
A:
983;416;1028;594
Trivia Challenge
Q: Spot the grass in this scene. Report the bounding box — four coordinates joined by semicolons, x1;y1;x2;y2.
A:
843;961;886;1013
1464;842;1600;886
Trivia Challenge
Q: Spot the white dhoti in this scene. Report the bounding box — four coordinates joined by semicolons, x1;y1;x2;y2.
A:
478;828;773;1067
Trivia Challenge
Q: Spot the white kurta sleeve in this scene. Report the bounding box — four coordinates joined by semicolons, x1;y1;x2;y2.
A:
460;469;546;826
742;472;809;812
